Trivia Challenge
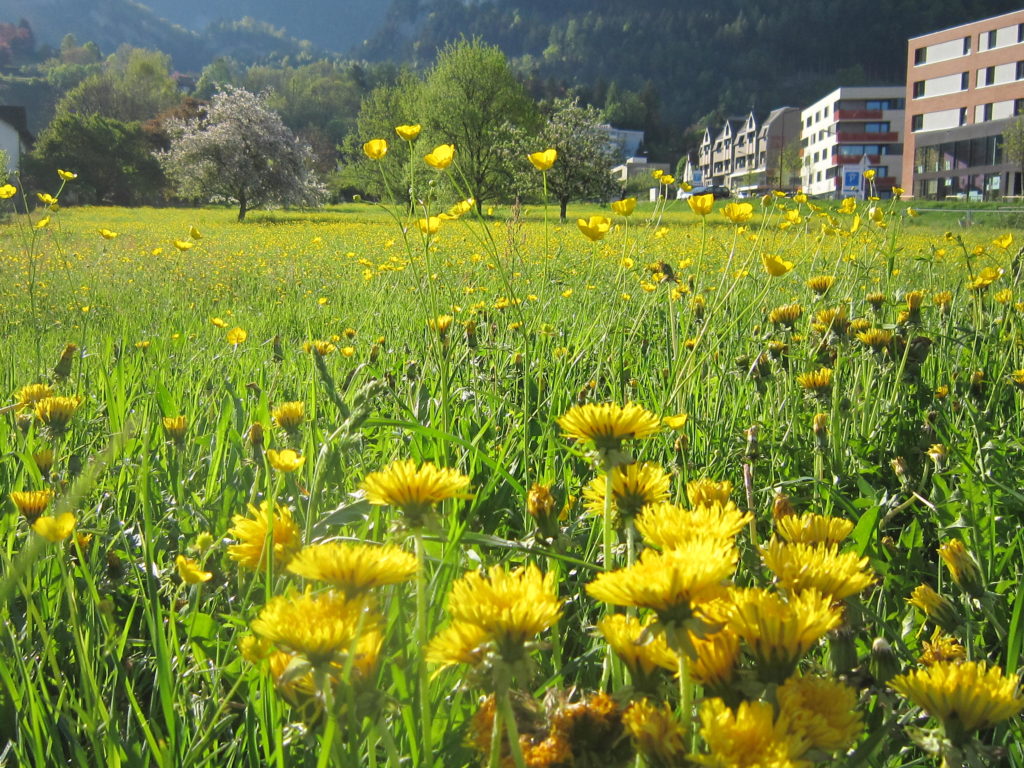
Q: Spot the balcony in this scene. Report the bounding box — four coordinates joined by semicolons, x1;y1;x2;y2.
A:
831;153;882;165
834;109;883;120
835;131;899;143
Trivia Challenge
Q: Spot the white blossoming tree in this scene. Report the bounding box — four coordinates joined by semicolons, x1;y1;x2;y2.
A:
158;86;325;221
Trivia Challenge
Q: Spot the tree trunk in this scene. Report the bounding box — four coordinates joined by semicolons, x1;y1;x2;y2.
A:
237;194;247;222
559;197;568;222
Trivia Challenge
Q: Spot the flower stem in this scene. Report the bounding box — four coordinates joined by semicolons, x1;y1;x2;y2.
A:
496;673;526;768
676;642;693;746
414;529;434;765
603;468;615;571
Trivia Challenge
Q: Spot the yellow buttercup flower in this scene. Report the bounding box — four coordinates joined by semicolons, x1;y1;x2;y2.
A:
416;216;442;234
527;148;557;171
663;413;688;431
226;327;247;345
174;239;194;251
98;228;118;239
577;215;611;241
267;449;306;473
0;183;17;198
57;169;77;181
33;512;77;543
762;253;794;277
362;138;388;160
189;225;201;240
611;197;637;216
34;216;50;230
993;232;1013;249
395;124;421;141
210;316;228;328
227;501;302;569
722;201;754;223
891;661;1024;742
360;459;471;527
175;554;213;584
688;193;714;216
424;143;455;170
863;169;876;181
659;174;675;185
287;542;418;597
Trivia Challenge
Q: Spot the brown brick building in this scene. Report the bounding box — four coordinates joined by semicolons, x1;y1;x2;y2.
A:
903;10;1024;199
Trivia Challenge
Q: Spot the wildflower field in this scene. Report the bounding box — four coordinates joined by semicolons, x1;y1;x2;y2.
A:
1;167;1023;768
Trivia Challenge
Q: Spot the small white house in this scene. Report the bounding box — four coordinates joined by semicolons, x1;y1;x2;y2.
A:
0;106;33;178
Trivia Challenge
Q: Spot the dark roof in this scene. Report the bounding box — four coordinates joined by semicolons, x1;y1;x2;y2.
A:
0;106;33;146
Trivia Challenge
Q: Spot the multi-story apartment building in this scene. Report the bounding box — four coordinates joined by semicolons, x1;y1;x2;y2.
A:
800;86;905;198
693;108;801;193
903;10;1024;200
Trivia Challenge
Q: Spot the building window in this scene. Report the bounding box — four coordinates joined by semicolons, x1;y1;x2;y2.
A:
984;103;993;121
959;107;967;126
964;36;971;55
1016;98;1024;116
805;117;812;128
913;81;925;98
914;47;926;65
984;66;995;86
961;71;969;90
987;29;997;49
864;122;891;133
912;114;924;131
1017;61;1024;80
824;105;830;117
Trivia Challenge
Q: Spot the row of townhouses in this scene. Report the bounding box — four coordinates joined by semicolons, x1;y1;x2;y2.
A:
686;8;1024;200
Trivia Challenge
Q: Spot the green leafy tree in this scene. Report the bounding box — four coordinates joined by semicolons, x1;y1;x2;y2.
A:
55;47;179;123
25;113;166;204
506;98;618;220
158;86;325;221
417;38;538;210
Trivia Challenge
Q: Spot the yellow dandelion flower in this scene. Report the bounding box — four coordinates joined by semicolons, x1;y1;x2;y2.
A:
13;382;53;409
33;512;77;543
857;328;893;349
637;500;751;551
360;459;471;527
32;449;55;478
252;590;376;667
728;587;841;682
582;462;671;521
10;489;54;521
175;554;213;584
806;275;835;295
937;539;984;597
597;614;678;680
303;339;336;356
162;415;188;443
690;628;741;691
920;629;966;666
778;674;863;753
891;661;1024;741
687;478;733;507
425;620;491;670
908;584;961;634
267;449;306;473
227;501;302;570
271;401;305;431
587;540;738;626
663;413;688;431
34;395;83;433
769;303;803;326
797;367;833;396
287;542;417;597
557;401;660;453
775;513;853;546
623;699;688;766
763;538;875;601
695;698;809;768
